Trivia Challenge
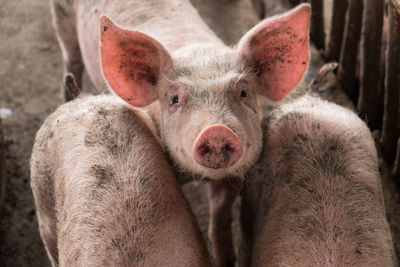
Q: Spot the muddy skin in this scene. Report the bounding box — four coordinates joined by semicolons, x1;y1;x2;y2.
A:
30;95;210;266
240;95;397;267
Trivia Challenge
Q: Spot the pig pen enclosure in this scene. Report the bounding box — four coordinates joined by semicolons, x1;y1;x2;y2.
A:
0;0;400;266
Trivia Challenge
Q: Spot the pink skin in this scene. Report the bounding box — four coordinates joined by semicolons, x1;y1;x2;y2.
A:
100;16;172;107
237;3;310;101
193;125;243;169
239;95;397;267
99;7;310;266
31;95;210;267
99;5;310;180
251;0;292;18
52;1;311;266
76;0;225;92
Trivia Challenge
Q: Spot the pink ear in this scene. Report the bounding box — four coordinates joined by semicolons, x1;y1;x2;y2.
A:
238;4;311;101
100;16;172;107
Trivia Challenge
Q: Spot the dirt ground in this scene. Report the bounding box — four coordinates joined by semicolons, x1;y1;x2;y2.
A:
0;0;399;266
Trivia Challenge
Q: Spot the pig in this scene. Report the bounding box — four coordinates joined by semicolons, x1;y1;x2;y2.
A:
51;1;311;265
239;94;397;266
30;85;211;266
64;73;81;101
251;0;292;18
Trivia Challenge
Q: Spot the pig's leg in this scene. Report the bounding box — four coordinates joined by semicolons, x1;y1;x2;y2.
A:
208;178;243;267
30;160;59;266
251;0;292;18
64;73;81;101
51;0;84;101
237;184;257;267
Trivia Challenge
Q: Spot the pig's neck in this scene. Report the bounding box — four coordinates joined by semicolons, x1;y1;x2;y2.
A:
144;101;192;184
145;101;162;142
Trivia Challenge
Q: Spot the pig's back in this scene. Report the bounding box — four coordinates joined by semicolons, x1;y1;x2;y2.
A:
75;0;223;91
30;95;159;203
250;95;397;266
30;95;209;266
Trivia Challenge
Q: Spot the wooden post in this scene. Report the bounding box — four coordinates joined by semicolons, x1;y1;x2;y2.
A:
392;138;400;182
337;0;364;103
310;0;325;51
380;0;400;162
357;0;384;130
0;118;6;212
325;1;348;61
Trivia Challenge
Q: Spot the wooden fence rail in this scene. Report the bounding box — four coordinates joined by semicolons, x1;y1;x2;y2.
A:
358;0;384;130
325;1;348;61
381;0;400;164
310;0;325;50
337;0;363;102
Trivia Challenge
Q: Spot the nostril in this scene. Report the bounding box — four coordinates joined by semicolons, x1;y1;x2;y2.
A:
224;143;234;152
193;125;243;169
198;144;211;156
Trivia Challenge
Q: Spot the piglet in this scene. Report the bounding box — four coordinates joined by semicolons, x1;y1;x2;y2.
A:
251;0;292;18
30;84;210;266
240;94;397;266
52;1;311;265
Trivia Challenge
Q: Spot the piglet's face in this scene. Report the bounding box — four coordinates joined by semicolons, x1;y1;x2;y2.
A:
159;49;263;179
100;4;310;180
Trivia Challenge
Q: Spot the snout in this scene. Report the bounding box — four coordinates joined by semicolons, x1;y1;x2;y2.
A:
193;125;243;169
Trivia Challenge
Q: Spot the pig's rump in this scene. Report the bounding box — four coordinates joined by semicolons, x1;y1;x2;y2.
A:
30;95;209;266
240;95;397;267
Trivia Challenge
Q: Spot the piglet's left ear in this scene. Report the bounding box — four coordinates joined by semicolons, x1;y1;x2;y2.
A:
101;16;172;107
237;4;311;101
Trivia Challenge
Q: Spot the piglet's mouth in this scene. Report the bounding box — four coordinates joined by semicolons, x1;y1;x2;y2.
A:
193;125;243;169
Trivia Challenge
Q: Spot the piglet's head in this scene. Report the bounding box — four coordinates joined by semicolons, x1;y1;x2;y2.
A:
100;5;310;180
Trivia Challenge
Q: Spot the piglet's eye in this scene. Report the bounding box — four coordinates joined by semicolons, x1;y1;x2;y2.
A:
171;95;179;104
240;90;247;98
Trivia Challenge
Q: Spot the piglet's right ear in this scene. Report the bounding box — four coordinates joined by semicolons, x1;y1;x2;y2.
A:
100;16;172;107
238;4;310;101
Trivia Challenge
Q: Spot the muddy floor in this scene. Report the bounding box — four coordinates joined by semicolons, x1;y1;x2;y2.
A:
0;0;399;266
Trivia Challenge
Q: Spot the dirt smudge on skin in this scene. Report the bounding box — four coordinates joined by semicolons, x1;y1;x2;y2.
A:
90;164;116;188
117;39;160;86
